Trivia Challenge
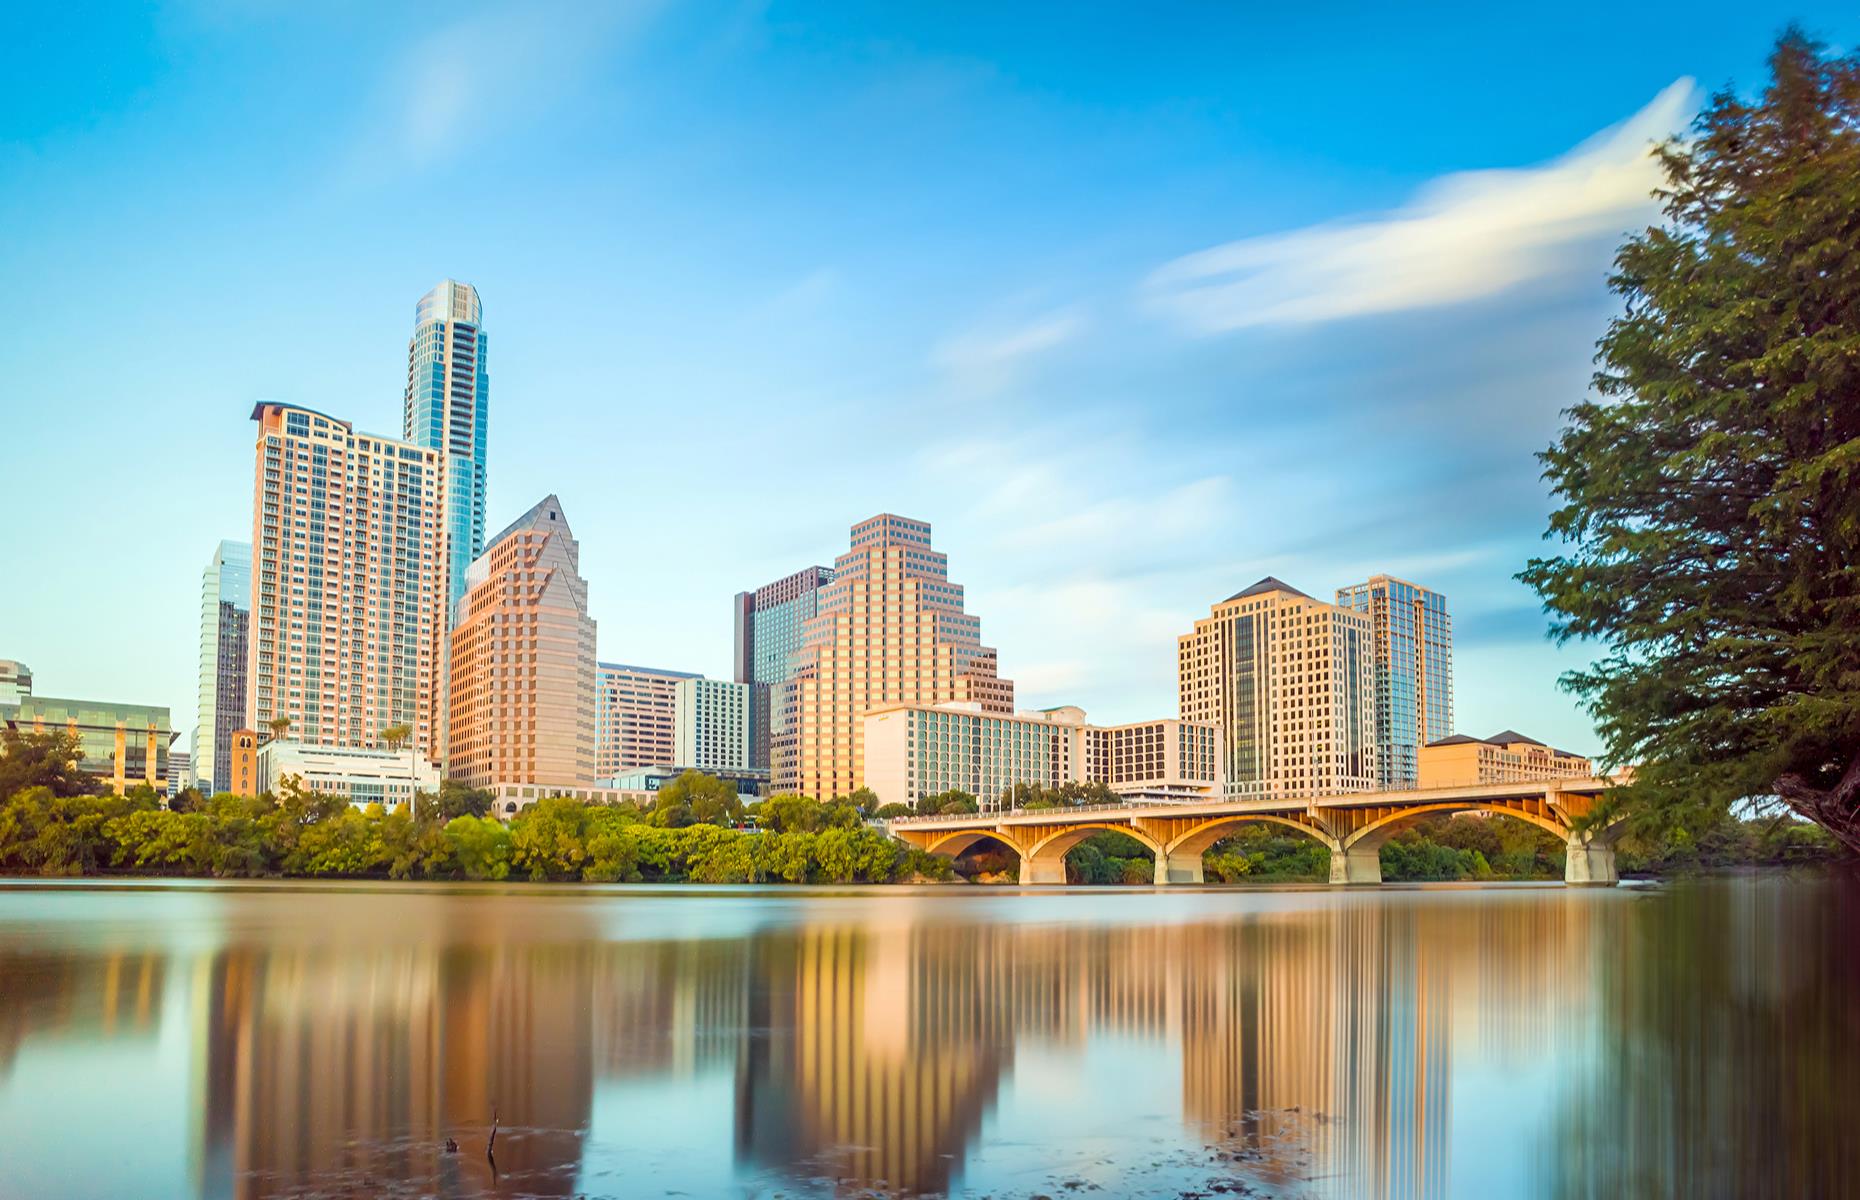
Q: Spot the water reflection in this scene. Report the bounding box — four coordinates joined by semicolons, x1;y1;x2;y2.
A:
0;879;1853;1198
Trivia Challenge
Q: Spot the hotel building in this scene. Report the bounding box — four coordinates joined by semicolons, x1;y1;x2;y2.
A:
194;539;250;794
733;565;836;771
782;514;1013;800
1178;577;1376;800
862;702;1220;811
404;280;489;614
1337;575;1452;789
1418;731;1592;787
248;402;450;764
595;662;700;775
446;495;597;790
673;677;752;772
1;695;177;794
255;740;439;808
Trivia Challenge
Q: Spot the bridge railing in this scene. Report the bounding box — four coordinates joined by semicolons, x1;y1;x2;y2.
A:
885;800;1140;827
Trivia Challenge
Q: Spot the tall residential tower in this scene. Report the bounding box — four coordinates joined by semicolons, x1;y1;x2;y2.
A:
781;514;1012;799
1178;577;1376;800
404;280;489;613
194;539;250;794
248;402;450;763
1336;575;1453;789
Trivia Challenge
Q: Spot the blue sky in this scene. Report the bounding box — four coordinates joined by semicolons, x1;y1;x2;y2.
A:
0;2;1835;758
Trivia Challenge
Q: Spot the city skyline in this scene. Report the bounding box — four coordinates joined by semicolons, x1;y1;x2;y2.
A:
4;5;1827;759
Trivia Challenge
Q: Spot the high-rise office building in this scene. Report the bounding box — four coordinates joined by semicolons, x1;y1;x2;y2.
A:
733;565;836;771
194;539;250;794
673;677;752;772
404;280;489;614
447;495;597;789
1178;577;1376;800
1337;575;1452;789
595;662;700;776
782;514;1013;799
248;402;450;763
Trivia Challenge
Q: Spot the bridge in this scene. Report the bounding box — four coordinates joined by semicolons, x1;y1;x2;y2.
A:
885;777;1622;886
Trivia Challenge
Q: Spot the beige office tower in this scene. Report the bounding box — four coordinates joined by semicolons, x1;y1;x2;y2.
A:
1178;577;1376;800
446;495;597;789
248;402;449;764
780;514;1013;799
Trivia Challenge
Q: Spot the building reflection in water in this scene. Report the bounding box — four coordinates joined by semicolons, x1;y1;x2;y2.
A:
1;882;1852;1197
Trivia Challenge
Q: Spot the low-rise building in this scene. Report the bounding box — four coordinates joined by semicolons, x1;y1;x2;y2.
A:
255;740;439;808
484;765;768;820
862;702;1221;812
1418;730;1592;787
2;695;177;794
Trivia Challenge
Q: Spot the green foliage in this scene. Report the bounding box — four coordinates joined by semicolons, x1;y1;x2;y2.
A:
918;790;978;816
1521;32;1860;851
422;779;495;822
648;771;744;828
1001;780;1120;810
0;728;94;799
872;802;916;819
751;792;862;833
0;783;945;886
1066;831;1154;885
1205;825;1331;882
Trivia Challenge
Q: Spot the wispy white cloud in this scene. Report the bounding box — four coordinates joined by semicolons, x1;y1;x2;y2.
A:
1144;79;1697;332
932;307;1085;389
357;3;662;172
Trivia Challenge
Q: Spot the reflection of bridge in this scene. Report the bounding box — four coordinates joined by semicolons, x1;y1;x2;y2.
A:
887;777;1622;886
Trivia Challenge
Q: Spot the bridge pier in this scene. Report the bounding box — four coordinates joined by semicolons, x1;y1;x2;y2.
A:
1153;850;1205;885
1018;854;1068;886
1564;836;1618;886
1329;844;1382;886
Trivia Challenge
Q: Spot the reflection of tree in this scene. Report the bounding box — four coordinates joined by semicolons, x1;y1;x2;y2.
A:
1551;882;1860;1198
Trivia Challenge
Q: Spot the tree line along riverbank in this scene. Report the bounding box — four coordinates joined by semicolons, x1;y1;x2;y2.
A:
0;729;1841;884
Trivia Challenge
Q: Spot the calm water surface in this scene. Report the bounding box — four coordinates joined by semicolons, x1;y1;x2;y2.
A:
0;877;1852;1199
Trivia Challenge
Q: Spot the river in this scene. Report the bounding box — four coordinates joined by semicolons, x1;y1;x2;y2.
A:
0;877;1851;1199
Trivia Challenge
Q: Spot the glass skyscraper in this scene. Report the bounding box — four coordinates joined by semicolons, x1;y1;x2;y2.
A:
733;565;836;771
404;280;489;612
194;539;250;794
1336;575;1453;790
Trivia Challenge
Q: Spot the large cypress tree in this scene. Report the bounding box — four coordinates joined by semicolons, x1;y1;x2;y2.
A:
1523;30;1860;851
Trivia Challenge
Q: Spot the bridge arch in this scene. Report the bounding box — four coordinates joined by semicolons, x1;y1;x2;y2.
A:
1018;821;1163;886
1337;801;1573;854
916;829;1025;860
1161;814;1342;860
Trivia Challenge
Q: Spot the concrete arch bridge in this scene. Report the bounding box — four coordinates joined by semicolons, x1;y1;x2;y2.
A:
886;778;1622;887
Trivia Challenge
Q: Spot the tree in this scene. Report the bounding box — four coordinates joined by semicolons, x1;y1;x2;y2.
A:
266;716;292;742
1522;31;1860;851
380;724;413;753
920;790;978;816
423;779;494;821
0;728;93;800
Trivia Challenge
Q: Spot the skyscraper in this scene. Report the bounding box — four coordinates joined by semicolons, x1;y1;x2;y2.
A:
447;495;597;789
1178;577;1376;800
595;663;701;775
1336;575;1453;789
194;539;250;794
404;280;489;613
733;565;836;771
248;402;449;763
782;514;1012;799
